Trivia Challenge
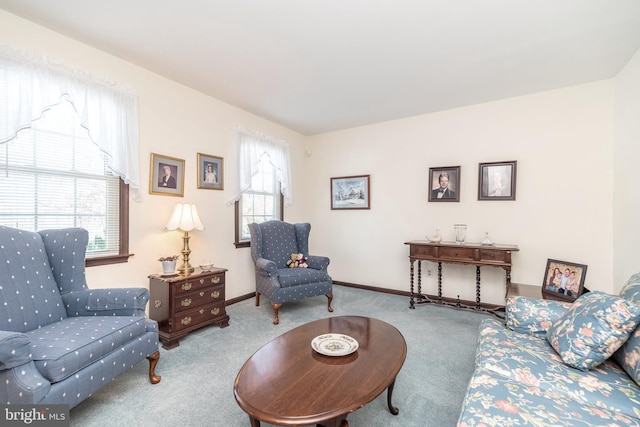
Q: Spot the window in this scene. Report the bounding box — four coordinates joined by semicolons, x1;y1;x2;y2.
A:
0;100;129;265
234;154;283;247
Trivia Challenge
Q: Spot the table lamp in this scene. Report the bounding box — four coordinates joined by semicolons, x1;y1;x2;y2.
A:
165;203;204;274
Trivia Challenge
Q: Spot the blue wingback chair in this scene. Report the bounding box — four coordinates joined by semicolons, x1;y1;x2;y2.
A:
0;226;161;409
248;221;333;324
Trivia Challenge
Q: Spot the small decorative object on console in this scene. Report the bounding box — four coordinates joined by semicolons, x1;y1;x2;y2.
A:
426;229;442;243
481;232;494;245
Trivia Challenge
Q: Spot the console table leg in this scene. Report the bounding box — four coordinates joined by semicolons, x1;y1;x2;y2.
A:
475;266;481;308
505;269;512;299
409;260;415;309
386;379;400;415
437;262;443;301
249;416;260;427
417;261;422;297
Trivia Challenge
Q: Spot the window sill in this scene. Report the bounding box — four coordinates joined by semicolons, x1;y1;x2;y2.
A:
86;253;134;267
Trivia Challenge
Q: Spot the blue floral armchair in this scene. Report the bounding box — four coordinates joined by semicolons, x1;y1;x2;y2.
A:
248;221;333;324
0;226;160;409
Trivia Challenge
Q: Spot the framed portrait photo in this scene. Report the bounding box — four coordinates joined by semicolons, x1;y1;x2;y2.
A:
330;175;370;210
478;160;517;201
542;259;588;302
197;153;224;190
428;166;460;202
149;153;185;197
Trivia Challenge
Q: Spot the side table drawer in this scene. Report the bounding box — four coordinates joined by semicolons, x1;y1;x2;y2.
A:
172;301;226;332
173;284;225;313
173;273;225;295
440;246;475;261
480;249;509;264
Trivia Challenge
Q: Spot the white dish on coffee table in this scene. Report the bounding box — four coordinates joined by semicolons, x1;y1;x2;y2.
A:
311;334;359;357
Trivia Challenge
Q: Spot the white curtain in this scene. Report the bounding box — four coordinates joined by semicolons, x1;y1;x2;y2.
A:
227;126;293;206
0;46;142;200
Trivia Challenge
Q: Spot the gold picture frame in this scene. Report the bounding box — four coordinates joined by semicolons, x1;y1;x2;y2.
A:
149;153;185;197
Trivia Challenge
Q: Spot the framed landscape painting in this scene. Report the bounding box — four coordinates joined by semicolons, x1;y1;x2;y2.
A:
542;259;587;301
331;175;370;210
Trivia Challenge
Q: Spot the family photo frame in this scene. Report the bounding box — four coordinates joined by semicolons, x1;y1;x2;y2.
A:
330;175;370;210
149;153;185;197
428;166;460;202
542;258;588;301
478;160;517;201
197;153;224;190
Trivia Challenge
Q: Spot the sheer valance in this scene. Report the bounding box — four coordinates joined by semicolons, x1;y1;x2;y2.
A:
227;126;293;206
0;46;141;200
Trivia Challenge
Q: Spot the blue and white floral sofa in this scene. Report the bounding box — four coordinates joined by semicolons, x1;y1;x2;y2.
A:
0;226;161;409
458;274;640;426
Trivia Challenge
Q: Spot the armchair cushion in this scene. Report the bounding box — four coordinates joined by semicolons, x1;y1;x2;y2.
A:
615;275;640;386
546;291;640;371
276;268;332;288
0;331;32;370
27;316;147;383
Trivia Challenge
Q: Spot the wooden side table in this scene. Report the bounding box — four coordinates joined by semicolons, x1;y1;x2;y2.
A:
148;267;229;349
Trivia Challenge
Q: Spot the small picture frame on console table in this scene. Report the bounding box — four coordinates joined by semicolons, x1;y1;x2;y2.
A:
478;160;517;201
542;258;587;302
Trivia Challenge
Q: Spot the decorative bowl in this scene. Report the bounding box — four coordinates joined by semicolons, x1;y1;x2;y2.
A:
199;263;214;271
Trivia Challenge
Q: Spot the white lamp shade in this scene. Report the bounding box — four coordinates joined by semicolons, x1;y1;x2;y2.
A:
166;203;204;232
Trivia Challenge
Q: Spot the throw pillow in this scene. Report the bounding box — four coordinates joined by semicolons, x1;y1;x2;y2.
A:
546;291;640;371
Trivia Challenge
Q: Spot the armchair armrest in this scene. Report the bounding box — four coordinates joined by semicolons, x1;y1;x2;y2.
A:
505;296;573;338
0;331;32;370
255;258;278;276
306;255;330;271
62;288;150;317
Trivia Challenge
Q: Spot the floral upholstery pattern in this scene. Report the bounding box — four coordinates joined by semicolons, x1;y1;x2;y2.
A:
458;276;640;427
546;292;640;370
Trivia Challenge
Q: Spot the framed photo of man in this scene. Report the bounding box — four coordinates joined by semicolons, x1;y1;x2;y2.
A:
149;153;185;197
428;166;460;202
197;153;224;190
541;259;588;302
478;160;517;201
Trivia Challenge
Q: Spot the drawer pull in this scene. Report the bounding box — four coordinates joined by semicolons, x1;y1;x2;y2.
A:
212;276;221;284
181;317;192;326
199;309;204;314
182;282;192;291
200;291;205;297
453;251;458;256
211;308;220;316
154;300;162;308
200;279;204;284
181;298;192;307
212;290;220;299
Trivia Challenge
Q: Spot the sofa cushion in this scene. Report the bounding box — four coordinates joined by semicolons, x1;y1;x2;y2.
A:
546;291;640;370
476;319;640;417
26;316;148;383
505;296;572;337
0;226;68;332
619;273;640;305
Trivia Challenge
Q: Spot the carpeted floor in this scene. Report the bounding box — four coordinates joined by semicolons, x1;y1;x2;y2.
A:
69;285;493;427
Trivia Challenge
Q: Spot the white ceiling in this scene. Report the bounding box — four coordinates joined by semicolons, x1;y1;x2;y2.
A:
2;0;640;135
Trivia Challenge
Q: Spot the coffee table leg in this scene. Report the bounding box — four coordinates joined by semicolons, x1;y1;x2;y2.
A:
248;416;260;427
387;379;399;415
316;415;348;427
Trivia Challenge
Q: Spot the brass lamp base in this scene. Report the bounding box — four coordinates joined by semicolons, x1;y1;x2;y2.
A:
177;231;194;274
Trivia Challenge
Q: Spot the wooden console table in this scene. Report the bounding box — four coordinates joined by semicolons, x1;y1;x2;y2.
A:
404;240;519;315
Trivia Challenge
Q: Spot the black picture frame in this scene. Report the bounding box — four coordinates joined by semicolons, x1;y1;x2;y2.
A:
330;175;370;210
542;259;588;302
478;160;517;201
428;166;460;202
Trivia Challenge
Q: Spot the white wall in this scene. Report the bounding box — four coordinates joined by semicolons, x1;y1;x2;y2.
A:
0;10;308;299
614;48;640;290
2;9;637;306
307;82;615;304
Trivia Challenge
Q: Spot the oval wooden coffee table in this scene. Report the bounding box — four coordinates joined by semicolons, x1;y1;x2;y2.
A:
234;316;407;427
